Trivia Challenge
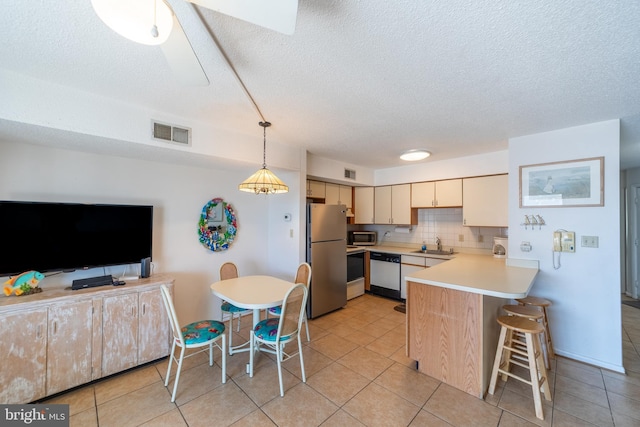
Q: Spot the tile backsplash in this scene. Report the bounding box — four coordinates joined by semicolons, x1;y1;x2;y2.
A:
350;208;507;251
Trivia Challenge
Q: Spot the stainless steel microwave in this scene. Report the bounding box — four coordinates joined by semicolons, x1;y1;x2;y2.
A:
349;231;377;246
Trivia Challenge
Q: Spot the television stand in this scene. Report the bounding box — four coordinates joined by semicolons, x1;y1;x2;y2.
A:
71;275;113;290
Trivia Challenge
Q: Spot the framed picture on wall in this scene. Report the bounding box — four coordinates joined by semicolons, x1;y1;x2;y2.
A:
519;157;604;207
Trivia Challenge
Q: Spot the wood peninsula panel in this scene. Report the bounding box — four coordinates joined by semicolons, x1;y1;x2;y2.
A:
408;281;482;397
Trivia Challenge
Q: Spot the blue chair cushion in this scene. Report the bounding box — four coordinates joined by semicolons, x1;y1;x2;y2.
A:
221;302;246;313
268;305;282;315
181;320;225;345
254;318;294;342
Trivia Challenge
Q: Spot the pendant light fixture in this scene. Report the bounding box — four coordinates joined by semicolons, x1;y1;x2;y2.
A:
238;121;289;194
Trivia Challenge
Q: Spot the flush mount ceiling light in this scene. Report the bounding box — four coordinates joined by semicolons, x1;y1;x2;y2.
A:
400;149;431;161
91;0;174;45
238;122;289;194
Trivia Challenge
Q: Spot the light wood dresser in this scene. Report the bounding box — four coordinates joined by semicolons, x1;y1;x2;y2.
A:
0;274;174;403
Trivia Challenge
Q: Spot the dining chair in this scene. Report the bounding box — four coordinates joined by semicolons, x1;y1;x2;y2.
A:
219;262;251;353
267;262;311;341
159;284;226;402
250;282;308;397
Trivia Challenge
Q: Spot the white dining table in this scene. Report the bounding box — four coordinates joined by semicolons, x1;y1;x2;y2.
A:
210;275;295;357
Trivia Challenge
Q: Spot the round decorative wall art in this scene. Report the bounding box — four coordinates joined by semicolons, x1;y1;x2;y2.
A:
198;198;237;252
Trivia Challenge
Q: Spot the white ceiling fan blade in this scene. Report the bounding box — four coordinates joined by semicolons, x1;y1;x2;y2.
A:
188;0;298;35
160;14;210;86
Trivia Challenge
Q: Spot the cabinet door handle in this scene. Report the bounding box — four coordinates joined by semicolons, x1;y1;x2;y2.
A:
142;303;146;316
52;320;57;335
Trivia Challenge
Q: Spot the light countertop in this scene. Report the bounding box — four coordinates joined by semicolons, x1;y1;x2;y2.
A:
347;244;457;259
405;253;538;298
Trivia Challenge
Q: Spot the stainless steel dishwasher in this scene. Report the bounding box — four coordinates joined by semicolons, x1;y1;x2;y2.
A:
369;251;401;300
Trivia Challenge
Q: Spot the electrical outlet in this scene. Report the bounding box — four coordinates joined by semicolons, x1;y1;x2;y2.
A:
478;235;484;243
458;234;464;242
581;235;599;248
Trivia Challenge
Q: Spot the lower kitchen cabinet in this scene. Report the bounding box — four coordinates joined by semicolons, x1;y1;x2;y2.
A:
0;275;174;403
0;308;47;404
400;255;448;299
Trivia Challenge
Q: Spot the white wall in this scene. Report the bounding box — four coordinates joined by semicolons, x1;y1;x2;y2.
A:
307;149;508;187
508;120;622;371
375;150;508;186
307;154;375;186
0;69;300;171
0;140;303;325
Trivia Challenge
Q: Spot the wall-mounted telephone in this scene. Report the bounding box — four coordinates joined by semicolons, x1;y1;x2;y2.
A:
553;230;575;253
552;229;575;270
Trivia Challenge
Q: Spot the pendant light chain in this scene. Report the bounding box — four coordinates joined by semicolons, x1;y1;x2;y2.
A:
190;7;287;194
261;121;270;169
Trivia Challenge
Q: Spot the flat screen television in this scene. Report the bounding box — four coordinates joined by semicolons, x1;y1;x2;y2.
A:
0;201;153;276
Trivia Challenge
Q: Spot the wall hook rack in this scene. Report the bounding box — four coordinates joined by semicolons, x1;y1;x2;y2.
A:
521;214;545;230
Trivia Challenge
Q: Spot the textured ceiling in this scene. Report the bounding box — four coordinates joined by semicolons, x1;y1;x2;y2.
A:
1;1;640;169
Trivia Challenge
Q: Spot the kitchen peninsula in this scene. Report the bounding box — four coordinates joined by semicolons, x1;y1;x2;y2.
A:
405;254;538;398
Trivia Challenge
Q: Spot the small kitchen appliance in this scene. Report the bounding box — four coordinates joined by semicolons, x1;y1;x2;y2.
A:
493;236;508;258
348;231;377;246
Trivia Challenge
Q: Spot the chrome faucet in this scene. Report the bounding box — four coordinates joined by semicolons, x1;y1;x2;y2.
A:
436;236;442;252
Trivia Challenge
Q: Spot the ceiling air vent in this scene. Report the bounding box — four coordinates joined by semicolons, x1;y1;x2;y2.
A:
152;120;191;146
344;168;356;180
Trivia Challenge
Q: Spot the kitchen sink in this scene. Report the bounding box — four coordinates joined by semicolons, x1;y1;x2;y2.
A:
412;249;456;255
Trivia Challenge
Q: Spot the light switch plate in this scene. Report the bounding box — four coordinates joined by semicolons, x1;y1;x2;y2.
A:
581;235;599;248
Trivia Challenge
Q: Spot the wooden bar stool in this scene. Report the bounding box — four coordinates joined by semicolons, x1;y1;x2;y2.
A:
517;296;554;364
488;315;552;420
502;304;551;369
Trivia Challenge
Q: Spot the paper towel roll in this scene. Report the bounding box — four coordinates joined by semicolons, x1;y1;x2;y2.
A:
394;226;412;234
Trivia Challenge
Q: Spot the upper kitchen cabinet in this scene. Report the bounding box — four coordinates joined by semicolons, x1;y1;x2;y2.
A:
354;186;374;224
306;180;326;199
325;183;352;210
462;175;508;227
411;179;462;208
375;184;416;225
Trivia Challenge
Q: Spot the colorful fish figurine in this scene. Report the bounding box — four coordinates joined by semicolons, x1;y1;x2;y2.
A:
3;270;44;296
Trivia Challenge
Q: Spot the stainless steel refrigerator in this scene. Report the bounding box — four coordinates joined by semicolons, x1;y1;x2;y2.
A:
306;203;347;318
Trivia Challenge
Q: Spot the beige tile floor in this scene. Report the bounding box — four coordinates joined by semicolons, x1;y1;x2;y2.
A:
44;294;640;427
